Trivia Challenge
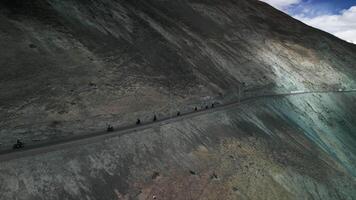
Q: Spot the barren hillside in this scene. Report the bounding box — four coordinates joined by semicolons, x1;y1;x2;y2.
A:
0;0;355;199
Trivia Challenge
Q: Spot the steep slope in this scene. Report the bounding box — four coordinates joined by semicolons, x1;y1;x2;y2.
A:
0;0;355;145
0;0;356;199
1;93;356;200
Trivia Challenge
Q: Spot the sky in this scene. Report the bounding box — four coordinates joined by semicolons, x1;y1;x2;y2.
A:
260;0;356;44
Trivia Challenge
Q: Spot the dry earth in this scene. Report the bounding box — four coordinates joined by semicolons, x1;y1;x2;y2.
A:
0;0;355;199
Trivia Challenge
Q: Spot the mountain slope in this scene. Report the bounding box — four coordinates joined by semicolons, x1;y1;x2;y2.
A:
0;0;355;144
0;0;355;199
1;93;356;200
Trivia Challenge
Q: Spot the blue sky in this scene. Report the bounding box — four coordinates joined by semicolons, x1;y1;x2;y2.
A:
261;0;356;44
286;0;356;16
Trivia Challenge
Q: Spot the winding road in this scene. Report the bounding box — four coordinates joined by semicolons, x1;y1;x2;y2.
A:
1;89;355;162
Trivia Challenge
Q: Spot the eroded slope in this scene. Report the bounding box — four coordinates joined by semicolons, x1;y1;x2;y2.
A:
1;93;356;200
0;0;355;145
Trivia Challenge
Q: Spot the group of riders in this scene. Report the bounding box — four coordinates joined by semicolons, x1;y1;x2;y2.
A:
13;103;216;150
106;103;215;132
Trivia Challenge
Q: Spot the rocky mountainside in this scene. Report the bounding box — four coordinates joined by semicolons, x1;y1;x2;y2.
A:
0;0;355;199
1;0;355;144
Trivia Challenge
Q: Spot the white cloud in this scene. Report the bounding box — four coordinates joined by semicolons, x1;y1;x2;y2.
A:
260;1;356;44
260;0;301;9
294;6;356;44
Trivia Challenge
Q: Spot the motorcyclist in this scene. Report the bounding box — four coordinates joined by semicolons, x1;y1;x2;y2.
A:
107;125;114;132
13;139;24;149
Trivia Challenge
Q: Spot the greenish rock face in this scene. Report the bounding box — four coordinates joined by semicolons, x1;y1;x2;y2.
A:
267;93;356;176
0;0;356;199
1;93;356;200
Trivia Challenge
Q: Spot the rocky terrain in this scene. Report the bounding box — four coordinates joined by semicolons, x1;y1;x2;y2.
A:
1;93;356;200
0;0;355;199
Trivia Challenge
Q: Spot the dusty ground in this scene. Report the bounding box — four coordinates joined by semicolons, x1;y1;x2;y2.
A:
0;0;356;199
1;93;356;200
0;0;355;146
